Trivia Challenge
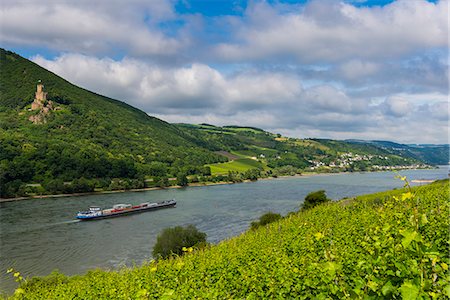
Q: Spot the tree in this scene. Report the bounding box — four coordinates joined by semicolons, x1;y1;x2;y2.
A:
201;166;211;176
155;176;169;187
250;212;282;230
176;172;188;187
301;190;330;210
153;225;207;259
71;177;95;193
43;179;65;194
243;168;260;181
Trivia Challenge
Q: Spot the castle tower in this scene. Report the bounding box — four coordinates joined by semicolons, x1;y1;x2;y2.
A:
35;82;47;101
31;80;47;110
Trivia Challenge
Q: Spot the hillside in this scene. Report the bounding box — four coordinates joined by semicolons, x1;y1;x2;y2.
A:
7;180;449;298
0;49;226;197
0;49;443;199
346;140;449;165
177;123;428;176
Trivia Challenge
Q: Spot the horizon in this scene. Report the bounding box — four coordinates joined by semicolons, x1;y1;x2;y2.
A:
1;0;448;144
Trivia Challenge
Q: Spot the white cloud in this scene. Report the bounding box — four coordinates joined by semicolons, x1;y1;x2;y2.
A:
382;96;414;117
32;53;448;143
0;0;181;56
338;60;380;80
215;0;448;63
5;0;447;144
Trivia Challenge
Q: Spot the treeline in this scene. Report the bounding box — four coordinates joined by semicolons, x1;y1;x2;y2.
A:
2;167;271;198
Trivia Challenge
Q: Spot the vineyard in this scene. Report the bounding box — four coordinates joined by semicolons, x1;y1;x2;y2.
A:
7;180;449;299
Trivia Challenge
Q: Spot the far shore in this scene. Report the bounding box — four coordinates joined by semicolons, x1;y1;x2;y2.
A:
0;167;440;203
0;172;337;203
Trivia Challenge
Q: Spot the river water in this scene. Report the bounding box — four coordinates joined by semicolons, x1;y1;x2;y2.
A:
0;167;448;293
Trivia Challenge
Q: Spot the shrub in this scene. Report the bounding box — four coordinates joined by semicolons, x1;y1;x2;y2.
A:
71;177;95;193
243;168;260;181
152;225;207;259
250;212;282;230
43;179;65;194
155;176;169;187
176;172;188;187
301;190;330;210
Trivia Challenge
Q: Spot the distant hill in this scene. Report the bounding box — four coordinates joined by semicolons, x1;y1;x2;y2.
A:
345;140;449;165
176;124;430;176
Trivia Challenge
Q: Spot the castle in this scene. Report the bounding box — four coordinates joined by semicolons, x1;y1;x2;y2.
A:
31;81;48;110
29;81;60;124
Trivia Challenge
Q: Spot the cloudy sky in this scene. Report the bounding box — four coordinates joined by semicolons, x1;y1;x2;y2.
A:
1;0;448;144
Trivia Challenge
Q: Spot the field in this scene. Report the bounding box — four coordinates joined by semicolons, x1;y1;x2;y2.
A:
207;158;264;175
6;180;449;299
232;146;279;158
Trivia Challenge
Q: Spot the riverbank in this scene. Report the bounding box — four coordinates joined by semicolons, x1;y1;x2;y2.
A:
1;167;441;203
0;173;336;203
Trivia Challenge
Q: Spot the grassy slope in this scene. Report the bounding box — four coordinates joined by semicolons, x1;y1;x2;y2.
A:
208;158;264;175
9;180;449;299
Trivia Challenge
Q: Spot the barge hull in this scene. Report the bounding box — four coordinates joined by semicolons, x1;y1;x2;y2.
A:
77;202;176;221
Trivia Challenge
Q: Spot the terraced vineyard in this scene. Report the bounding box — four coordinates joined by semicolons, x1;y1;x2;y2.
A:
6;180;449;299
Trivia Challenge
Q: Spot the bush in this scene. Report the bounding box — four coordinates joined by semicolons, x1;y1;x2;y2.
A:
177;172;188;187
43;179;65;194
0;179;28;198
155;176;169;187
152;224;207;259
243;168;260;181
71;177;95;193
250;212;282;230
301;190;330;210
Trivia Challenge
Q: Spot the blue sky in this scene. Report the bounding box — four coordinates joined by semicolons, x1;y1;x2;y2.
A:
1;0;448;143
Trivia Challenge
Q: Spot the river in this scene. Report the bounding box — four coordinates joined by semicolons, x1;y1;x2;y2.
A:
0;167;448;293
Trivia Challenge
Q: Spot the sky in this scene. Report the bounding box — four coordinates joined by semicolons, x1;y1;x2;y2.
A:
1;0;448;144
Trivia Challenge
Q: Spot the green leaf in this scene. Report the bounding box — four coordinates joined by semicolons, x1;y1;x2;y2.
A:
381;280;395;296
420;213;428;226
323;262;339;276
367;280;378;292
401;230;420;248
444;284;450;297
399;281;419;300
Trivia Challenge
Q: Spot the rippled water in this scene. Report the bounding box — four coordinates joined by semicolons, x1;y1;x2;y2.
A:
0;167;447;293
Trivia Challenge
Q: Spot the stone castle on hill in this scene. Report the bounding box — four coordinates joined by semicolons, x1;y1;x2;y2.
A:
29;81;60;124
31;81;48;110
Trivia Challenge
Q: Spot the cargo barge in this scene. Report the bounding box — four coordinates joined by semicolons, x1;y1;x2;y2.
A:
76;199;176;220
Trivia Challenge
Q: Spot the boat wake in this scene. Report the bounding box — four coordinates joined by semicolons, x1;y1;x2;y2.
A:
50;219;81;226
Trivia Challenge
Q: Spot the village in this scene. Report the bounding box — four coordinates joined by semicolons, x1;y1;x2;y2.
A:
308;152;430;171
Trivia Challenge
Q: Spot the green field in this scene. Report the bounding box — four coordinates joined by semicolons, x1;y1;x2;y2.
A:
232;146;278;158
7;180;449;299
208;158;264;175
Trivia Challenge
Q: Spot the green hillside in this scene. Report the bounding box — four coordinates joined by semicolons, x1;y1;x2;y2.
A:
0;49;442;199
0;49;228;197
177;123;426;176
7;180;449;299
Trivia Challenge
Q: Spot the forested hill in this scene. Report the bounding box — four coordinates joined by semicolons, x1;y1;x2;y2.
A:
0;49;444;198
0;48;226;197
